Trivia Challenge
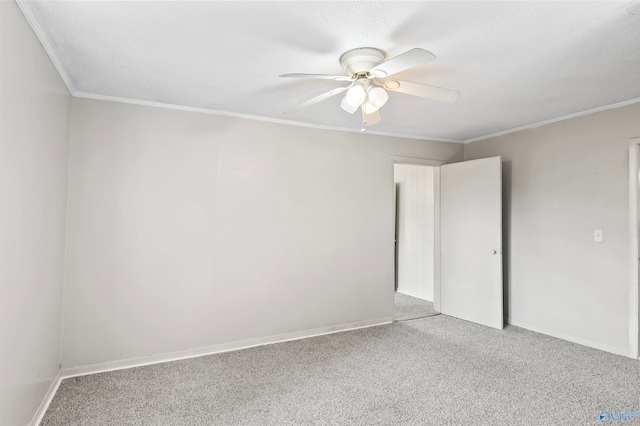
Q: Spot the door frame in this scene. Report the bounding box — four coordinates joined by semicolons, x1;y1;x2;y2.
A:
628;137;640;359
391;156;445;319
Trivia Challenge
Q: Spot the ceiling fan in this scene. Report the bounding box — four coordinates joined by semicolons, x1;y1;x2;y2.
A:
280;47;459;130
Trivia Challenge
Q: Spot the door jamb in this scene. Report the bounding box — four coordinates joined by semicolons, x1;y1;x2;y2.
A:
391;156;445;319
628;138;640;359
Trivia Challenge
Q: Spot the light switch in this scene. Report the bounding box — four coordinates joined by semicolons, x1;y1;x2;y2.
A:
594;230;603;242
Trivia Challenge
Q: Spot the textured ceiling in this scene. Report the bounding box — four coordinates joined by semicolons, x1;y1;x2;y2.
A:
20;1;640;142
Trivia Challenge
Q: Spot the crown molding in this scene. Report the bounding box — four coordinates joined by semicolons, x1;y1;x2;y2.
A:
14;0;639;146
72;92;464;144
16;0;76;95
464;97;640;144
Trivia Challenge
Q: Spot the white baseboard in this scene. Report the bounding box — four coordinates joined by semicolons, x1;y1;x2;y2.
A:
29;372;62;426
395;289;432;302
61;317;392;379
506;317;630;358
28;316;631;425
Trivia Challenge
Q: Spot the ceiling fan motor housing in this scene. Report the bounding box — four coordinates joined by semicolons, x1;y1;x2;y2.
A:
340;47;385;76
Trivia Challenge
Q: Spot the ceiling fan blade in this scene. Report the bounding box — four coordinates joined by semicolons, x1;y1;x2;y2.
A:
384;80;459;103
285;86;351;113
280;73;353;82
369;48;436;78
363;110;381;126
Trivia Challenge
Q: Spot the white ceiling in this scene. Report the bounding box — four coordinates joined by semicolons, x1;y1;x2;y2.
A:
20;1;640;142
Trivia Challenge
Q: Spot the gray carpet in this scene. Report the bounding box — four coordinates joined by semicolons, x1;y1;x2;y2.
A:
394;292;439;321
42;315;640;426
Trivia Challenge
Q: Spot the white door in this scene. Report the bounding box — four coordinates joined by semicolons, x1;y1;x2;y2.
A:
440;156;503;329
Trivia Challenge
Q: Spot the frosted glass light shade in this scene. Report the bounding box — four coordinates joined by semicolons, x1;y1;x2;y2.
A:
345;85;366;107
367;86;388;108
340;96;359;114
361;101;380;114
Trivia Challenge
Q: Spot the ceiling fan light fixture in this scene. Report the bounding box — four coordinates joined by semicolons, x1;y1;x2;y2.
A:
367;86;389;108
361;101;380;115
340;96;359;114
345;85;366;107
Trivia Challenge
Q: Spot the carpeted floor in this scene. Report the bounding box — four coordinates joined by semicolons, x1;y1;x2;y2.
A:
394;292;439;321
42;315;640;425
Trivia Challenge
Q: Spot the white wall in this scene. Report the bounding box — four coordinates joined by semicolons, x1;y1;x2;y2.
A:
62;97;463;369
464;102;640;355
0;2;72;424
394;164;434;301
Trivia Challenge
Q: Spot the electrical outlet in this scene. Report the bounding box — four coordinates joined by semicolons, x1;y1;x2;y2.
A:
594;230;603;242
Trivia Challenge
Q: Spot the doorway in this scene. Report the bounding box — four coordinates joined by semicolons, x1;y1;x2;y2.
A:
393;159;442;321
391;156;503;329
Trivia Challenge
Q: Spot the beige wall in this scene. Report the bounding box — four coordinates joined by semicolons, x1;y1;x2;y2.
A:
464;102;640;354
394;164;435;301
62;97;463;369
0;2;72;425
7;1;637;417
